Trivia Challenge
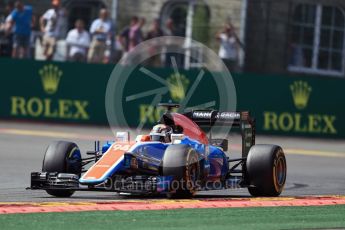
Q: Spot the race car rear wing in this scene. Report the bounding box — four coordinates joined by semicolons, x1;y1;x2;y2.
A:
183;110;256;158
183;110;242;126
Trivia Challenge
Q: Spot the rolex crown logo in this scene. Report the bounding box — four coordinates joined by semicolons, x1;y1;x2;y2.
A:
290;81;312;110
167;73;190;102
39;64;62;95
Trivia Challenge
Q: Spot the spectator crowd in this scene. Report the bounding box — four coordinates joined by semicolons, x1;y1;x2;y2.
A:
0;0;241;69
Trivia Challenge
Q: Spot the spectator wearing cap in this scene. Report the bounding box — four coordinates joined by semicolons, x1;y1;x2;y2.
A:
66;19;90;62
40;0;65;60
88;9;113;63
7;1;33;59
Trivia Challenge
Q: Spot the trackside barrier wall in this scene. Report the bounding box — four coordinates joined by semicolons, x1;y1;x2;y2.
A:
0;58;344;138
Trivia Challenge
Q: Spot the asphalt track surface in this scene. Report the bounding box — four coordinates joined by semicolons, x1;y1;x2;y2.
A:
0;121;344;202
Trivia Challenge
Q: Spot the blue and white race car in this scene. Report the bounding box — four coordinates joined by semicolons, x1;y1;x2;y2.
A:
30;103;287;198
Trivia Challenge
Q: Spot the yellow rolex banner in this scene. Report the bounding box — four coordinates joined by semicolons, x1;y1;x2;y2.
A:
0;59;112;124
0;58;344;138
235;73;341;137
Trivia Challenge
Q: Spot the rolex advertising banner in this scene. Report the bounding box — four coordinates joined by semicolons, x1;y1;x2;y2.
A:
0;59;112;124
235;73;340;137
0;58;344;138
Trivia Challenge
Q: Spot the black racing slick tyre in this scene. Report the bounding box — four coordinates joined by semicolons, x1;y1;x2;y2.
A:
246;144;287;197
42;141;82;197
162;145;200;198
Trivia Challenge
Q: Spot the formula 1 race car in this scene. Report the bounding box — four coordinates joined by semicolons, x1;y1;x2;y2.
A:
30;103;287;198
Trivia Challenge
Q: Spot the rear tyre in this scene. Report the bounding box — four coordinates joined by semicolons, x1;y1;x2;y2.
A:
42;141;82;197
162;145;200;198
246;144;287;197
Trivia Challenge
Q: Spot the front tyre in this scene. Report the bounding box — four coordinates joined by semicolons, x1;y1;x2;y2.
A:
42;141;82;197
162;145;200;198
246;144;287;197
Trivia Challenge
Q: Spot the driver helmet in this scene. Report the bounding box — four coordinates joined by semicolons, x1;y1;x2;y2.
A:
150;124;172;143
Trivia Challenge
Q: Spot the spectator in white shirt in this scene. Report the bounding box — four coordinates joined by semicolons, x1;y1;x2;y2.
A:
40;0;66;60
66;19;90;62
216;23;240;71
88;8;113;63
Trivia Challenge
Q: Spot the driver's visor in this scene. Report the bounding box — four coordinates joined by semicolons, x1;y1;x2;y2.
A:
150;133;165;142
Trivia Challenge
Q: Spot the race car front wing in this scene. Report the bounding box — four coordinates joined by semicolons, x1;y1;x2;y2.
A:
29;172;171;194
30;172;79;190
